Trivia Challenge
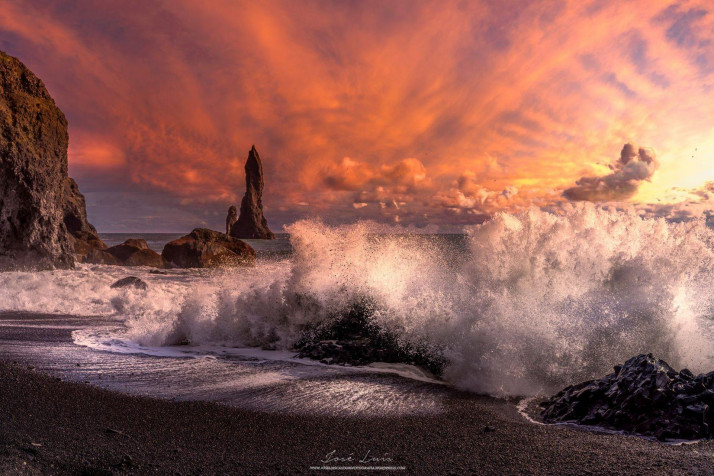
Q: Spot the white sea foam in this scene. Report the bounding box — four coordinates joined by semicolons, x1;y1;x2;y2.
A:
2;203;714;397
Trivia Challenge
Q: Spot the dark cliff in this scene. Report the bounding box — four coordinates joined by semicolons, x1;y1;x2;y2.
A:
0;50;75;270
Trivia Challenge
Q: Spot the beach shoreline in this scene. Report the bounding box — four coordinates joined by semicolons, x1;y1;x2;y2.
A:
2;354;714;475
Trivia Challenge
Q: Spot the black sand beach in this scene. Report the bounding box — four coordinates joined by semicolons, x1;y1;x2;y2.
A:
3;354;714;475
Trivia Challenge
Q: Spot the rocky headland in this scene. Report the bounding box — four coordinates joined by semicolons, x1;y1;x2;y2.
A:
0;50;110;270
0;51;77;270
0;50;261;271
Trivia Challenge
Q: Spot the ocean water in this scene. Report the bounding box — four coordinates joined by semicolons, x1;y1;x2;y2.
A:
2;203;714;405
100;232;293;258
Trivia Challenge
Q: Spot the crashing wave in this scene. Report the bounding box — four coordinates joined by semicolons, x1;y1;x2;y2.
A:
2;203;714;397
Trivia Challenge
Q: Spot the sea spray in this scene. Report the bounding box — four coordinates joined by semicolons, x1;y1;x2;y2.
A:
2;203;714;397
125;205;714;395
445;205;714;394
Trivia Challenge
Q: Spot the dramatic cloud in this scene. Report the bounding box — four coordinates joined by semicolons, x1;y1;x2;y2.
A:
1;0;713;230
563;144;658;201
324;157;429;193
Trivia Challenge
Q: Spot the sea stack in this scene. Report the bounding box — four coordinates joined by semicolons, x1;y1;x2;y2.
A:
0;50;76;270
230;145;275;239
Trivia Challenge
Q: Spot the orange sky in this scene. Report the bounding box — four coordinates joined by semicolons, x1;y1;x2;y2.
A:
1;0;713;231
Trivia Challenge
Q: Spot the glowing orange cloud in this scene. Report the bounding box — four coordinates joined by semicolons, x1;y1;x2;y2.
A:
1;0;713;230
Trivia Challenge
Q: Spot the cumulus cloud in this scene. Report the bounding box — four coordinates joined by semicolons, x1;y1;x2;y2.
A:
323;157;429;192
563;143;658;201
435;172;522;215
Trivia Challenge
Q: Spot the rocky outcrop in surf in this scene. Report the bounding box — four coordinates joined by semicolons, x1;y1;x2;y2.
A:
295;299;446;375
103;239;164;268
110;276;148;290
162;228;256;268
541;354;714;440
229;146;275;239
0;50;75;270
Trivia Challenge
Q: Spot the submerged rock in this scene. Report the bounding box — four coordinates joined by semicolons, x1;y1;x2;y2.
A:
162;228;256;268
229;146;275;239
0;50;75;270
541;354;714;440
110;276;148;290
105;239;164;268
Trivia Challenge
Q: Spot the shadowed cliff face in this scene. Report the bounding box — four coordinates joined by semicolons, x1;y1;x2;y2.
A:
62;176;106;261
230;146;275;239
0;50;75;270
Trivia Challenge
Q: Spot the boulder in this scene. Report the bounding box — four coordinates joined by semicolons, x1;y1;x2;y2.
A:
229;146;275;239
84;248;119;265
541;354;714;440
105;239;164;268
162;228;256;268
110;276;148;290
0;50;75;270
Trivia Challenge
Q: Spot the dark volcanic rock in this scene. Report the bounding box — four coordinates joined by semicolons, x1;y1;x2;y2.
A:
62;178;99;240
63;177;106;260
105;239;164;268
226;205;237;235
295;300;446;375
84;248;119;265
110;276;148;290
541;354;714;440
0;50;75;270
229;146;275;239
162;228;256;268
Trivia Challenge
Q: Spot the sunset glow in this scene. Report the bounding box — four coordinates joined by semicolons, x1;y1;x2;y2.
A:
2;0;714;230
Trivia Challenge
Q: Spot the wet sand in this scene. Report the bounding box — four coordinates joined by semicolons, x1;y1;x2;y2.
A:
2;313;714;474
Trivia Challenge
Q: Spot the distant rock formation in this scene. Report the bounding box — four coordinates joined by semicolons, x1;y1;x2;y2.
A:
226;205;237;235
62;177;107;261
0;50;76;270
162;228;256;268
104;239;164;268
230;146;275;239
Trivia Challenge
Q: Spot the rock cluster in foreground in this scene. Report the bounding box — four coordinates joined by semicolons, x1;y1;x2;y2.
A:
541;354;714;440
